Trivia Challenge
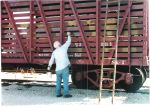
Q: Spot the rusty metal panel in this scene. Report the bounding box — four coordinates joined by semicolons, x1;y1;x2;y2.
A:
1;0;148;66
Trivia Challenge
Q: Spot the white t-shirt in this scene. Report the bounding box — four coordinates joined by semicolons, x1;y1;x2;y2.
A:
48;35;71;71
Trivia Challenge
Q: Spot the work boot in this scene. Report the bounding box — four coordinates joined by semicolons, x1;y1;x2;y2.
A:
56;94;63;97
64;94;72;98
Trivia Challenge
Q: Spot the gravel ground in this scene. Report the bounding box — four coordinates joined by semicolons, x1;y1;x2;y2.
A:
1;78;150;106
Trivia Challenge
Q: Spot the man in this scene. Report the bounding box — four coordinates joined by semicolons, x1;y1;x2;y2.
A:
47;32;72;98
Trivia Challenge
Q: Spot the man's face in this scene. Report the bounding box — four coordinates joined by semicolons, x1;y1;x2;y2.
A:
53;41;61;48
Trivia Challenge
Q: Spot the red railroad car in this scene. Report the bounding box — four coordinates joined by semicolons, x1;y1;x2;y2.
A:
1;0;149;92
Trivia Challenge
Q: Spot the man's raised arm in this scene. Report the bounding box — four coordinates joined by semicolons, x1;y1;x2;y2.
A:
62;32;71;48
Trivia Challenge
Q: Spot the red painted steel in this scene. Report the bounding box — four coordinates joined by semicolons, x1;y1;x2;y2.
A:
69;0;94;64
143;0;148;64
96;0;100;64
107;1;133;64
60;0;64;44
119;2;133;35
127;0;131;72
1;0;148;67
2;12;144;23
36;0;53;50
3;1;28;63
29;1;34;63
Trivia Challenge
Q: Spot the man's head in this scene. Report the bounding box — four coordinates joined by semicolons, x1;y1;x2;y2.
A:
53;41;61;49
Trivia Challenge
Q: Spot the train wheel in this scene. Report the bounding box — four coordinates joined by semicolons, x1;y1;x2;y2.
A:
141;67;148;83
71;64;99;89
123;67;145;92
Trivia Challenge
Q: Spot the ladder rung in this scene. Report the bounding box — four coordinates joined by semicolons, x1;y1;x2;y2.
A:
104;58;115;60
108;48;116;49
105;29;118;31
101;48;116;50
107;1;118;4
103;68;114;70
102;78;113;81
108;10;119;13
101;88;113;91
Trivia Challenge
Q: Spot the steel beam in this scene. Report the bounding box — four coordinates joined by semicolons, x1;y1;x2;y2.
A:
69;0;94;64
119;1;132;35
128;0;131;72
36;0;53;50
108;1;133;64
3;1;28;63
96;0;101;64
143;0;148;65
29;1;34;63
60;0;64;44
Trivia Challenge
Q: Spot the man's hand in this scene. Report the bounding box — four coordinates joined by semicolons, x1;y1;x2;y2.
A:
67;32;71;36
68;64;71;67
47;66;50;71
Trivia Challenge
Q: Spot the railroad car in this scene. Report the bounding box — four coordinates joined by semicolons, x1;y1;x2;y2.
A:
1;0;149;92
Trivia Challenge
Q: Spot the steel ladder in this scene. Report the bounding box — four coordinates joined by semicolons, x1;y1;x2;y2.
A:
99;0;120;104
